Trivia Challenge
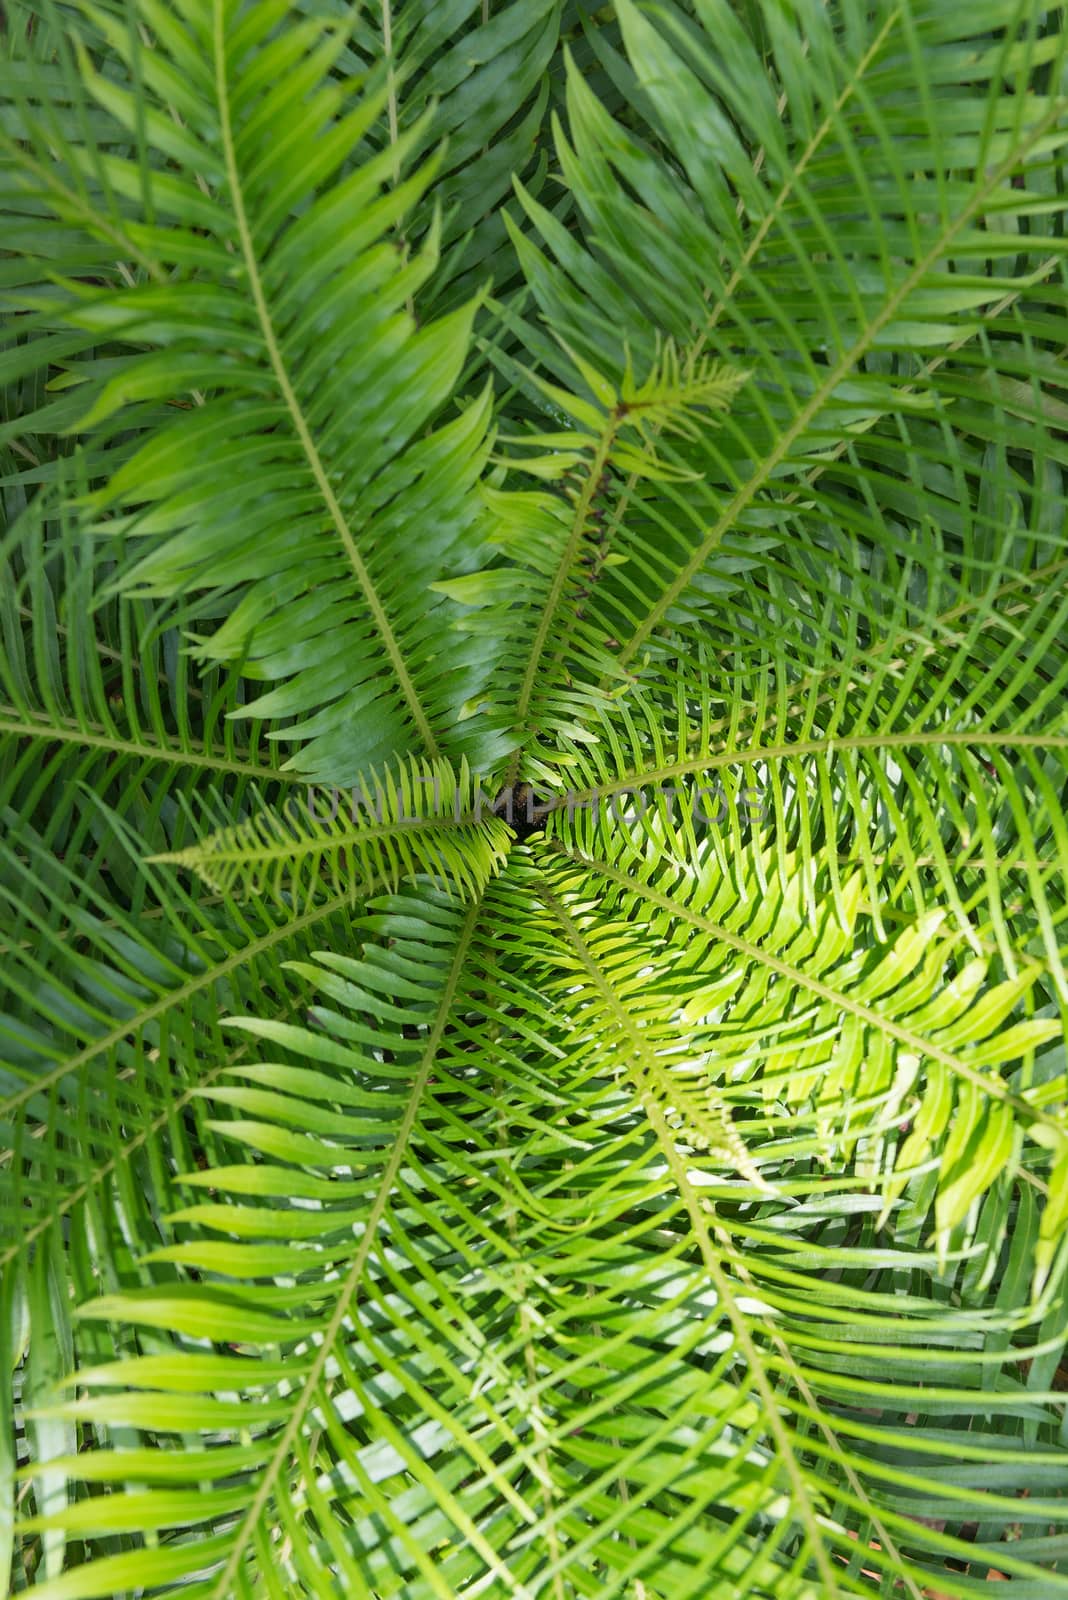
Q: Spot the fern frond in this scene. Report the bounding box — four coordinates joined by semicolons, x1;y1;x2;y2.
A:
434;339;746;776
6;3;1068;1597
615;338;750;443
150;758;511;908
539;544;1068;998
511;1;1068;681
1;1;514;784
532;807;1066;1262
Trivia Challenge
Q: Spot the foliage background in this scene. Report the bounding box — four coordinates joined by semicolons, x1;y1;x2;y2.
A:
1;0;1067;1595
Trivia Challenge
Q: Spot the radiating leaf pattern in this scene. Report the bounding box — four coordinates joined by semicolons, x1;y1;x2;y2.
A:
2;1;1067;1596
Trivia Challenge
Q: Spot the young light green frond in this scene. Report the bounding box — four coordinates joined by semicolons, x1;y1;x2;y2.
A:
18;880;1046;1600
615;337;750;442
526;334;747;460
435;338;746;777
531;810;1066;1267
526;871;778;1193
538;537;1068;997
150;758;511;908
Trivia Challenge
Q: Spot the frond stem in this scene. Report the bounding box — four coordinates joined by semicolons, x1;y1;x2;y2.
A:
0;891;350;1121
0;130;166;282
506;421;621;783
554;729;1068;815
0;711;296;783
0;1017;300;1272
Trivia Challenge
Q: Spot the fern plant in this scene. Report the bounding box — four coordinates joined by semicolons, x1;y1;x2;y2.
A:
2;1;1068;1595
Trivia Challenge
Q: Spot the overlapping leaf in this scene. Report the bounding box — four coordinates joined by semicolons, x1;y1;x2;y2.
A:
3;2;1068;1597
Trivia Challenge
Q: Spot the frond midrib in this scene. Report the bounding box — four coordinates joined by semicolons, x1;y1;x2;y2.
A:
0;709;299;783
536;877;847;1598
211;0;440;759
205;894;483;1598
554;729;1068;814
545;839;1061;1138
0;889;352;1121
